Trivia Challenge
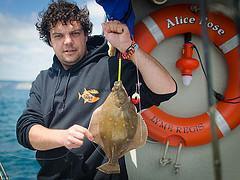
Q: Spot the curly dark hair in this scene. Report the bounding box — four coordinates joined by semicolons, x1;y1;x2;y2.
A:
35;0;93;46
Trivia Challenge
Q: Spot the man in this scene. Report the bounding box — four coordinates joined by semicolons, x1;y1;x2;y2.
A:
16;0;177;179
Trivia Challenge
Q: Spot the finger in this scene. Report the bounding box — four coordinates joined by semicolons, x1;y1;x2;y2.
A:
82;128;94;141
102;22;111;33
65;141;82;149
111;23;124;34
102;21;124;34
115;24;124;34
67;136;84;146
108;22;116;32
73;125;94;141
113;21;124;33
70;131;84;140
112;20;121;24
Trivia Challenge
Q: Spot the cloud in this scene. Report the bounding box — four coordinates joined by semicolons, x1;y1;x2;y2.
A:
86;0;106;35
0;1;105;81
87;0;105;20
0;13;52;81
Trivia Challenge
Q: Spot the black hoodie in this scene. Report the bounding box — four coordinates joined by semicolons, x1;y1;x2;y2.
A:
16;35;176;180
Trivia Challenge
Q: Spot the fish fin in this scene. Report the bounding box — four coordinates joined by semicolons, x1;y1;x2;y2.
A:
88;89;99;94
97;162;120;174
126;114;148;152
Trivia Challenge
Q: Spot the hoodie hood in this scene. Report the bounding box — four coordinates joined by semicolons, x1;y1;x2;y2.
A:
51;35;109;74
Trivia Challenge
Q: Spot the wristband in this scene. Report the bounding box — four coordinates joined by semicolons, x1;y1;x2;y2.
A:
121;41;139;60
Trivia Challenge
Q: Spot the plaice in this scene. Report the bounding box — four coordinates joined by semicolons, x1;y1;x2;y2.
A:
88;80;148;174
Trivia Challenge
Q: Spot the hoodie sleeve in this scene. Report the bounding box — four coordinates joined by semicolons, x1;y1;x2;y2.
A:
16;73;45;150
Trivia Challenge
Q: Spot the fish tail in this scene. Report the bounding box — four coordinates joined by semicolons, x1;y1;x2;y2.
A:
78;92;82;100
97;162;120;174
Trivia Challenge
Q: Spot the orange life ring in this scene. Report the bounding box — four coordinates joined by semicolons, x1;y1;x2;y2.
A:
134;4;240;147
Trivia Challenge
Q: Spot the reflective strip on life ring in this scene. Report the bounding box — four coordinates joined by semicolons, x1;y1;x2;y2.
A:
219;34;239;54
134;4;240;147
214;109;231;136
142;16;165;44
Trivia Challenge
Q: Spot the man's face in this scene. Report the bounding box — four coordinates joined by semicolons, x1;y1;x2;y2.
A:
50;21;88;69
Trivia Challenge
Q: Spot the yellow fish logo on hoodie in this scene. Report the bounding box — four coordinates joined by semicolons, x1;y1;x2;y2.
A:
78;88;100;103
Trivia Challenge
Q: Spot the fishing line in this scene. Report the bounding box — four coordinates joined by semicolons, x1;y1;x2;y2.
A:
134;54;142;113
118;53;122;81
89;142;106;159
1;151;70;161
129;39;157;144
132;46;144;139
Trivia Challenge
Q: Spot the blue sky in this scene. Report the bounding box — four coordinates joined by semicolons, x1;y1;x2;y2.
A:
0;0;105;81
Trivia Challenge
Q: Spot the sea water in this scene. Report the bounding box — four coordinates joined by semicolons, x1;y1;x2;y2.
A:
0;81;39;179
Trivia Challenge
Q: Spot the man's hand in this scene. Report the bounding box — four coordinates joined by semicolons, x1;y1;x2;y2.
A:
63;124;94;150
102;20;132;53
29;124;94;151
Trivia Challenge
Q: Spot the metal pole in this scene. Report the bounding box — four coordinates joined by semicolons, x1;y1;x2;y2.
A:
233;0;240;53
199;1;222;180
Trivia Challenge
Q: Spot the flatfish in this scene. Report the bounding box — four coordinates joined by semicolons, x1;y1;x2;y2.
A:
88;81;148;174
